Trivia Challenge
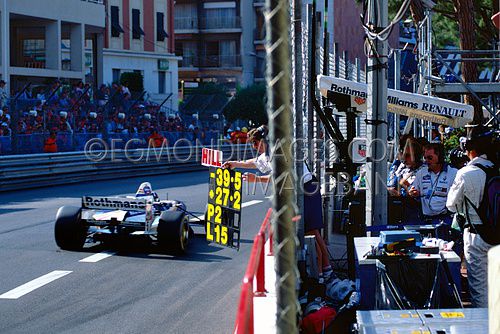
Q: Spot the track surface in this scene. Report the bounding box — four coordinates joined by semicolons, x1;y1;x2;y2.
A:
0;171;271;334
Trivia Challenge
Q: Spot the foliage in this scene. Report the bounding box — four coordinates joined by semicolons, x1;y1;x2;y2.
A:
223;84;267;125
443;127;466;154
387;0;497;49
120;72;143;93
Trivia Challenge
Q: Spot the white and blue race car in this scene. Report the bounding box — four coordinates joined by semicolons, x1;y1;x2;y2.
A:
54;182;191;253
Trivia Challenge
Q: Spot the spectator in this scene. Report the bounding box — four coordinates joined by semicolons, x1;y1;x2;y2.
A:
43;131;58;153
121;82;131;96
148;129;166;148
19;85;33;100
388;136;425;224
59;91;71;108
446;126;496;308
0;80;8;108
96;84;109;107
229;127;248;144
0;122;11;136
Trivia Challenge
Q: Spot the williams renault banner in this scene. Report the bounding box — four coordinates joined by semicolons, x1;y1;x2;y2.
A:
318;75;474;128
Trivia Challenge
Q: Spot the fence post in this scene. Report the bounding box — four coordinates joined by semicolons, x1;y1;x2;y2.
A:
255;233;266;296
267;222;273;256
248;285;254;334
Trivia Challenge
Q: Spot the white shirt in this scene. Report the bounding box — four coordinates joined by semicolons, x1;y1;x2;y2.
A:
446;155;493;224
413;164;457;216
254;153;313;183
255;153;272;174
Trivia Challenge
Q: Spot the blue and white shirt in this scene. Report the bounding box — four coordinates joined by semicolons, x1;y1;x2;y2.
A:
413;164;458;216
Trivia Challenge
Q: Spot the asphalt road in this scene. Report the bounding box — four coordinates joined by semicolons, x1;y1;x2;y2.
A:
0;171;271;334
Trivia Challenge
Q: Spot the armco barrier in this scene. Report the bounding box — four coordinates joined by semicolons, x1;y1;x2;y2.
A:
0;144;252;192
234;208;273;334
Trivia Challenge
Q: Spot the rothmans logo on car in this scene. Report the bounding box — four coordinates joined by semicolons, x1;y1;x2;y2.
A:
83;196;149;210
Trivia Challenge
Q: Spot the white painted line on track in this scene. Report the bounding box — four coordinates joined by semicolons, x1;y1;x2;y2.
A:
79;252;115;263
189;214;205;223
0;270;72;300
242;200;263;208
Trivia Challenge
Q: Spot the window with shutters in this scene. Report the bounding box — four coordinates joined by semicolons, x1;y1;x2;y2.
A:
156;12;168;41
132;9;145;39
111;6;124;37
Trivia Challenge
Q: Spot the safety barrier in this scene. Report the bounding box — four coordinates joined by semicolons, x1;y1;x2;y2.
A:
0;144;252;192
234;208;273;334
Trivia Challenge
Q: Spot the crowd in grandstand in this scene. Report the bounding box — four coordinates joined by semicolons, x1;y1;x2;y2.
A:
2;81;172;134
0;80;221;154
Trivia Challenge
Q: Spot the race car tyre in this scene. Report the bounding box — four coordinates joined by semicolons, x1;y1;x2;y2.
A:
158;211;189;254
54;206;87;251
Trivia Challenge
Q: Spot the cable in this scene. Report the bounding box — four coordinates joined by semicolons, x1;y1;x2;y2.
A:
361;0;411;42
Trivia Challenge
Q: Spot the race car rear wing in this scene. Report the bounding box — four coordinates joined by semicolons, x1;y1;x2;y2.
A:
82;196;152;211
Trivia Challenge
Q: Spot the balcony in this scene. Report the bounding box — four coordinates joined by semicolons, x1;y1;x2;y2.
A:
179;54;241;68
200;16;241;31
179;55;199;68
174;17;199;31
203;55;241;67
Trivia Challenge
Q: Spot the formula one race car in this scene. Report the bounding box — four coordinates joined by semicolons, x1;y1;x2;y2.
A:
54;182;191;253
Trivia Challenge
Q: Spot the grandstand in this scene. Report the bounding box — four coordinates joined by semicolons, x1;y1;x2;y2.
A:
0;82;221;155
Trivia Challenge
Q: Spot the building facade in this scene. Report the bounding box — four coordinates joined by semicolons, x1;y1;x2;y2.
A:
0;0;105;93
103;0;180;110
174;0;373;91
175;0;263;91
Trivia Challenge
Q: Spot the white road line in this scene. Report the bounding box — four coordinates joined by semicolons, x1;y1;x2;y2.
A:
242;200;263;208
189;214;205;223
79;252;115;263
0;270;72;300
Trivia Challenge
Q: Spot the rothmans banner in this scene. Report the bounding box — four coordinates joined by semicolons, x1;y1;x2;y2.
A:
318;75;474;128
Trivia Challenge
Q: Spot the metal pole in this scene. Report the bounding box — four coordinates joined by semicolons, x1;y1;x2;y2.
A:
394;50;401;158
426;9;433;141
307;4;314;166
365;0;388;228
265;0;298;332
293;0;305;247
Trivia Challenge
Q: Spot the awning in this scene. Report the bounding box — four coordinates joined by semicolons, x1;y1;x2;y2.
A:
318;75;474;128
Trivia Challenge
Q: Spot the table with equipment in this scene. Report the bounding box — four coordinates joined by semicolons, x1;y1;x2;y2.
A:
355;237;461;310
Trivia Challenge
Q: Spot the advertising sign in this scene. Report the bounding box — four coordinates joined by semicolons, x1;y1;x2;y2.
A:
318;75;474;127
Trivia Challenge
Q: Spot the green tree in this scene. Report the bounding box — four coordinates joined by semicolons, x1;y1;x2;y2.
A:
223;84;267;124
389;0;497;124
